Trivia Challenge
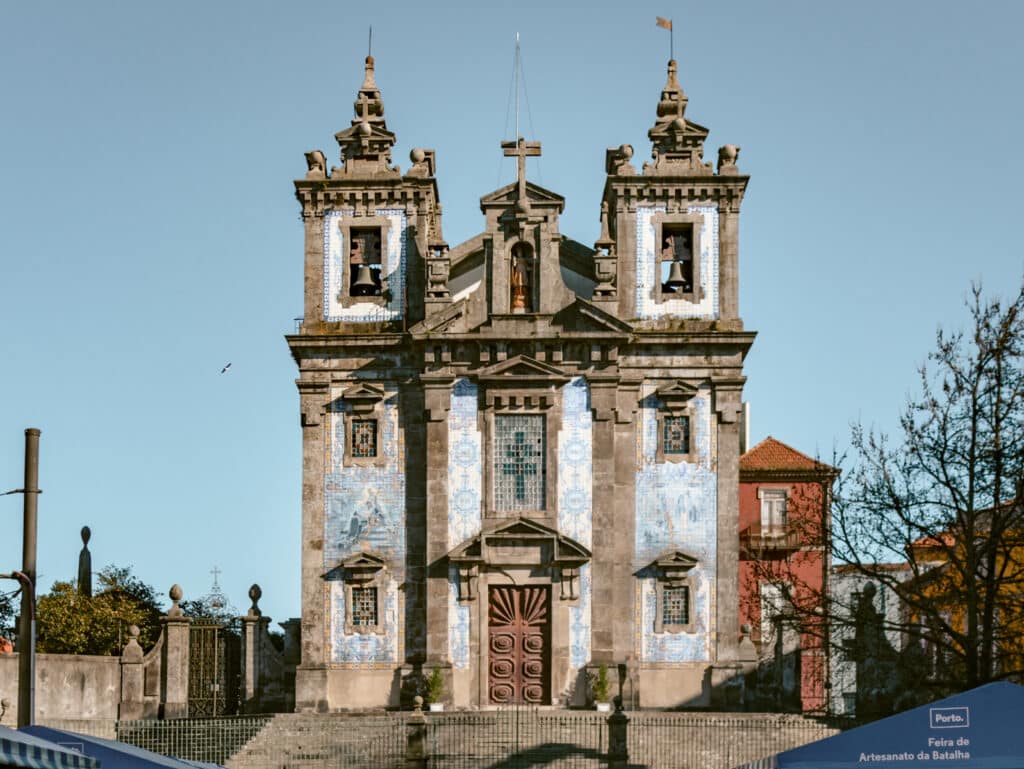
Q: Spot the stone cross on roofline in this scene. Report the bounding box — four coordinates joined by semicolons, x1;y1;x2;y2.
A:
501;136;541;203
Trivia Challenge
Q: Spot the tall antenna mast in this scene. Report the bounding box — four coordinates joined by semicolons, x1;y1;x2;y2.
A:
514;32;521;139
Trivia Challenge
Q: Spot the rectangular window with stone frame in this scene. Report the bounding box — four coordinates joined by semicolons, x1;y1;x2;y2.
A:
654;578;696;633
333;215;392;308
351;586;378;626
351;418;378;458
493;414;546;512
651;213;703;305
656;406;696;464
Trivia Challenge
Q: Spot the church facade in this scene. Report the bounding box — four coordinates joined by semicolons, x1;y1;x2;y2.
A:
288;54;753;710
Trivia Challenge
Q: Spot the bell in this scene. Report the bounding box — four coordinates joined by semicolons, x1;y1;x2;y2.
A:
663;260;687;292
351;264;378;296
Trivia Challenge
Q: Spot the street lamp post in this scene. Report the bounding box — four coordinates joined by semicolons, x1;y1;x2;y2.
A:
2;428;41;727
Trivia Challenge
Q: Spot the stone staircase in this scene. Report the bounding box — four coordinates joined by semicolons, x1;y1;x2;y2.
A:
225;712;406;769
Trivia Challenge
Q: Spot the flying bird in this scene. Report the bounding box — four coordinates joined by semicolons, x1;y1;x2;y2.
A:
220;363;232;374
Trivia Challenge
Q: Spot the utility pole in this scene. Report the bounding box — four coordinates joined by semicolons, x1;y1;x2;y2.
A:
19;428;40;727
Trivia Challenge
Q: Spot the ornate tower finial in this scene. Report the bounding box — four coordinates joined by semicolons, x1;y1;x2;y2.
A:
334;55;397;176
645;59;710;175
655;59;687;124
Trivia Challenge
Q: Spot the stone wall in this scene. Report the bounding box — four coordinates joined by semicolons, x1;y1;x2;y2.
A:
0;653;120;725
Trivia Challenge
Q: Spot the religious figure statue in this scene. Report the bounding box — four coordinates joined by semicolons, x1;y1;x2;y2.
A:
510;251;531;311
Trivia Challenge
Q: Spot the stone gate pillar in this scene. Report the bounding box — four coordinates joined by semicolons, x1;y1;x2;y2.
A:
119;625;144;720
160;584;191;719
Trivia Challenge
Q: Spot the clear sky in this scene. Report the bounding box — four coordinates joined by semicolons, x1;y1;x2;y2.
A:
2;0;1022;626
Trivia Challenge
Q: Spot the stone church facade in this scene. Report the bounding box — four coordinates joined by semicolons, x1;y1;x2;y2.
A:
288;54;753;710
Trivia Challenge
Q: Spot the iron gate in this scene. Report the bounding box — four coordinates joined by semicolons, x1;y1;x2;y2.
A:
188;618;241;717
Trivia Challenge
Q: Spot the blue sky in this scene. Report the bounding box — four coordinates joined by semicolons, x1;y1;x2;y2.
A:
1;1;1022;625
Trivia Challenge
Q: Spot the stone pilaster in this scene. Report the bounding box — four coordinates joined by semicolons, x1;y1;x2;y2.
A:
714;383;744;663
423;380;452;665
718;201;740;322
297;382;328;711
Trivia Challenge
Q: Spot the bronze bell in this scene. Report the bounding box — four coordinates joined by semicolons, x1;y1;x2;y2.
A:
351;264;378;296
663;260;687;292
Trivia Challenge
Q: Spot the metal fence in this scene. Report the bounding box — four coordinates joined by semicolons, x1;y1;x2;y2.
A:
426;710;607;769
40;710;845;769
116;716;274;765
626;713;841;769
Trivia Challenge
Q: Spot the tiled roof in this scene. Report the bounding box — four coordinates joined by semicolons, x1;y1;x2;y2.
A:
740;436;835;472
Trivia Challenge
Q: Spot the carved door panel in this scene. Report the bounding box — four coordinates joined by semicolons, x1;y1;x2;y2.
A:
488;586;550;705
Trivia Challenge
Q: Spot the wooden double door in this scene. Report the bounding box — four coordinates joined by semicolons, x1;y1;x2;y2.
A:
488;585;551;705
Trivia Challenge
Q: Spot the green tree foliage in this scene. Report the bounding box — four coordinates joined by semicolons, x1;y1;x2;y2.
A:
36;565;164;655
0;589;16;639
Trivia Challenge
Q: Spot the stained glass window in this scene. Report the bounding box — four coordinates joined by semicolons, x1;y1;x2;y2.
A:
351;587;378;626
663;415;690;455
351;419;377;458
662;585;690;626
494;414;545;511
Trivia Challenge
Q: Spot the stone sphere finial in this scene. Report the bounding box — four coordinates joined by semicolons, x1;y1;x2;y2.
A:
128;624;140;639
81;526;91;546
410;148;425;164
248;583;263;617
413;695;424;711
168;584;183;617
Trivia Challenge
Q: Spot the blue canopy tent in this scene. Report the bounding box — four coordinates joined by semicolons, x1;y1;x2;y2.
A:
19;727;223;769
0;726;98;769
736;682;1024;769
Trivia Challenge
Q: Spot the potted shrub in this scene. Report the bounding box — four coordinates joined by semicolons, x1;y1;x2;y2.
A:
591;663;611;712
425;668;445;712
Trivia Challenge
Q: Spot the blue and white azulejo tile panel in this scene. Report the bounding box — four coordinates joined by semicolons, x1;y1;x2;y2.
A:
323;383;405;664
328;577;399;665
323;208;408;323
634;383;716;663
558;377;593;669
448;565;471;669
447;378;481;668
635;206;719;320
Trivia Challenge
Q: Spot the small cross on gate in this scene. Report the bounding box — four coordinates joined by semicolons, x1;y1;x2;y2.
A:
210;565;222;589
501;136;541;201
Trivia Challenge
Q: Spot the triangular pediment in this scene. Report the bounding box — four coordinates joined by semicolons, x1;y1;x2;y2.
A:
334;122;396;143
323;550;388;581
655;380;700;404
559;298;634;335
410;298;467;335
447;516;591;566
340;383;385;401
480;181;566;211
648;118;709;142
653;549;700;571
477;354;572;384
341;551;387;570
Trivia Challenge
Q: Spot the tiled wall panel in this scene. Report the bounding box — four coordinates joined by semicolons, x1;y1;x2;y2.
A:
447;378;481;669
634;386;717;663
324;385;405;665
635;206;719;320
558;377;593;670
323;208;408;323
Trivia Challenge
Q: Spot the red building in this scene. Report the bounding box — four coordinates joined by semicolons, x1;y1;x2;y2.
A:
739;437;837;713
